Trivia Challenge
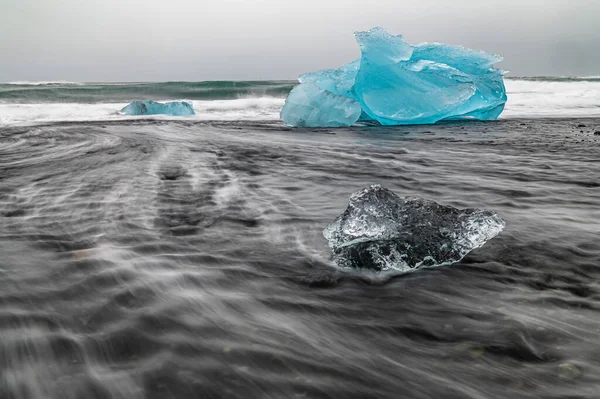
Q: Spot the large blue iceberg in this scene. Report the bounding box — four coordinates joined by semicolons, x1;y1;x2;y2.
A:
281;27;507;127
121;100;195;116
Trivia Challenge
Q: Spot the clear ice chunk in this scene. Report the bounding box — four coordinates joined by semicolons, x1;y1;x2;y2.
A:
280;83;362;127
281;27;507;127
323;185;505;272
121;100;195;116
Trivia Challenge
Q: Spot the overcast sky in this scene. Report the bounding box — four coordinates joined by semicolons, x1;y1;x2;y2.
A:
1;0;599;81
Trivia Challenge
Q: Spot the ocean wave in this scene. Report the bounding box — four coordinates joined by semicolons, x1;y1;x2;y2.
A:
0;81;295;103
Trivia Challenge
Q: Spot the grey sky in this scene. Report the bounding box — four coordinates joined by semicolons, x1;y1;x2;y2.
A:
1;0;599;81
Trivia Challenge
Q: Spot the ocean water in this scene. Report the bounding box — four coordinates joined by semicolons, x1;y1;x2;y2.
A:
1;77;600;125
1;79;600;398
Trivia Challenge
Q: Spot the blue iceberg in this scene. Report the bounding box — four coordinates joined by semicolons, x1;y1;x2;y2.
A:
281;27;507;127
121;100;195;116
280;83;362;127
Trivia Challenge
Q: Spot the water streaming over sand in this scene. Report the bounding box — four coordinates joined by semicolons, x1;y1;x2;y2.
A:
1;117;600;398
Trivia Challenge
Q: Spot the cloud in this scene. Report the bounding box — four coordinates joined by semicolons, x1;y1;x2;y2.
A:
1;0;598;81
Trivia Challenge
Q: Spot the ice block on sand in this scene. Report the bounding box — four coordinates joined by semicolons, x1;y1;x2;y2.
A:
324;185;505;272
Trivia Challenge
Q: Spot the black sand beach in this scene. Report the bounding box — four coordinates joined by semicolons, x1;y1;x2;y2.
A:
1;118;600;398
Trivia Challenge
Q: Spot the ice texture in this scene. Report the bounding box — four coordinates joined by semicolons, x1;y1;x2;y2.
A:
279;83;362;127
323;185;505;272
121;101;195;116
281;27;506;127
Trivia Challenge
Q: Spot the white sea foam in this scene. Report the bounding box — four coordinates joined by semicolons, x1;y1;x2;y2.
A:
0;98;286;126
0;80;599;126
503;79;600;118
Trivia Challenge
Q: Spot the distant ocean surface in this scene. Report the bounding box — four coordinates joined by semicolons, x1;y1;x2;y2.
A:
1;77;600;125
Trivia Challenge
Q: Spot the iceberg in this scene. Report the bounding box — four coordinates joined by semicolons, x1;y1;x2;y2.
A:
281;27;507;127
121;100;195;116
323;185;505;272
279;83;362;128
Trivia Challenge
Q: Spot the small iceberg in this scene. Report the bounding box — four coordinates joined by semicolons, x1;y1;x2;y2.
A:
121;101;195;116
281;27;507;127
323;185;505;272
